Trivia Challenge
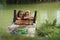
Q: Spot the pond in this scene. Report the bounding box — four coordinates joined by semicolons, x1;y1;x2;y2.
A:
0;2;60;29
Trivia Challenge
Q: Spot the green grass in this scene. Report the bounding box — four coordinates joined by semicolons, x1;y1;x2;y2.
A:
0;2;60;40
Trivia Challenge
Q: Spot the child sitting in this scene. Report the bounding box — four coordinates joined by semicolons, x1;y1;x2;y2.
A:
24;10;33;19
8;10;23;33
23;10;34;25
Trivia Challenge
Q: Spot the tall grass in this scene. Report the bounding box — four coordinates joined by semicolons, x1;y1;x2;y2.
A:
36;19;60;40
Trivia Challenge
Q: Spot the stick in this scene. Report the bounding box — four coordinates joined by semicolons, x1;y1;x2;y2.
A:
33;10;37;23
13;10;16;23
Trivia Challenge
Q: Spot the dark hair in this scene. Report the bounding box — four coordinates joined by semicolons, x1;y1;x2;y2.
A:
17;10;23;17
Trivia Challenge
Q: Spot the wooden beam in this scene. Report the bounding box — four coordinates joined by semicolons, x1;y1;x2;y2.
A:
33;10;37;23
13;10;16;23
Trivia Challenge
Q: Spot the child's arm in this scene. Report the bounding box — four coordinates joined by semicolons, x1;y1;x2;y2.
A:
24;17;29;19
24;16;34;20
16;17;21;20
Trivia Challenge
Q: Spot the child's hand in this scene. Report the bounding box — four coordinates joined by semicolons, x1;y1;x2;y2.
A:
24;17;29;19
17;17;21;20
28;16;34;19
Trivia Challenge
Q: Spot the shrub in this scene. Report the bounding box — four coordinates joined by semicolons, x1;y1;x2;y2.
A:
36;19;57;37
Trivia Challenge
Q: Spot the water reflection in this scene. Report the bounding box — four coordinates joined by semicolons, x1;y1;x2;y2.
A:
40;11;48;23
39;10;60;25
56;10;60;24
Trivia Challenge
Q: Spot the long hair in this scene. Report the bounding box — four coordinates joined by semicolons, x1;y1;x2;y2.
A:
17;10;23;17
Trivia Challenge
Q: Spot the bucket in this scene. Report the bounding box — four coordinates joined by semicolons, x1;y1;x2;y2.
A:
18;29;28;34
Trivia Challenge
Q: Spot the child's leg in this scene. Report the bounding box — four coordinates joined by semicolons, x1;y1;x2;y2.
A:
8;23;19;33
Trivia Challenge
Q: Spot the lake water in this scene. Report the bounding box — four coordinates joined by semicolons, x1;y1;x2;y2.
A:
0;2;60;27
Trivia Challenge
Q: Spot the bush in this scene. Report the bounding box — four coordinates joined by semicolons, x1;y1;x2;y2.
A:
36;19;57;37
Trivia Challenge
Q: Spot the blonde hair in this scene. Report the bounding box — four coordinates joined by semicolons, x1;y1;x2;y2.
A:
25;10;31;16
25;10;31;13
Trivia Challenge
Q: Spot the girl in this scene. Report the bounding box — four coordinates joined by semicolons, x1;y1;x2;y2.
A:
16;10;23;24
8;10;23;33
23;10;34;25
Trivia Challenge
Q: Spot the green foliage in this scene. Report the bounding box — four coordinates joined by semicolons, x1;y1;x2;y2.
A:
36;19;57;37
52;19;57;26
0;0;6;4
45;19;57;26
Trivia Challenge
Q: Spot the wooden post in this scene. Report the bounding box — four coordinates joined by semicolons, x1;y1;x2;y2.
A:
13;10;16;23
33;10;37;23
